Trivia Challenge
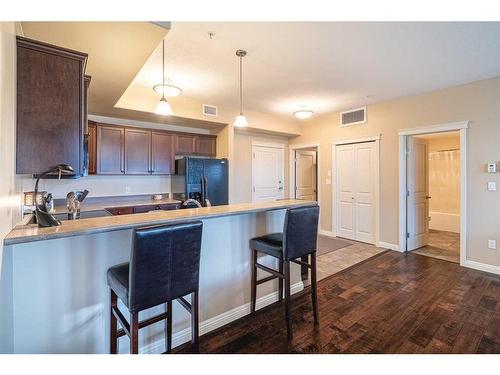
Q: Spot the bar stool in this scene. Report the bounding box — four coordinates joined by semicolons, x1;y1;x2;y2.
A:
249;205;319;340
107;221;203;354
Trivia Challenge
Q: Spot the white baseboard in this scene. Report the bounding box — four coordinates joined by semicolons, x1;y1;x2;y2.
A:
318;229;335;238
377;241;400;252
429;212;460;233
141;281;304;354
461;259;500;276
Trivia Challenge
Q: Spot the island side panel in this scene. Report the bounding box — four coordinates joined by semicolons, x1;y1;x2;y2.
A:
9;209;303;353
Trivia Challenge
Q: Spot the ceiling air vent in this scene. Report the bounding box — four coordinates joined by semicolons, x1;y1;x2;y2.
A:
340;107;366;126
203;104;218;117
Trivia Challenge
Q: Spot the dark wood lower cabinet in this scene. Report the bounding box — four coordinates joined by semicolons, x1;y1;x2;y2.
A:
107;203;181;215
106;207;134;216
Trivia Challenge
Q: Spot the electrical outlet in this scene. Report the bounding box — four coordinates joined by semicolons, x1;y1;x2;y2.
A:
488;239;496;250
487;182;496;191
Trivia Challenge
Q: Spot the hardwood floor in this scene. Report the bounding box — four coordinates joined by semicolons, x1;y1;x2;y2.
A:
413;230;461;263
174;251;500;354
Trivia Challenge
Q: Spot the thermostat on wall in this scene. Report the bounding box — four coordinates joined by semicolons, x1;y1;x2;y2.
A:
487;163;497;173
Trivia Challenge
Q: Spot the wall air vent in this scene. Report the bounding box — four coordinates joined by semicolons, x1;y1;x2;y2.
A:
203;104;218;117
340;107;366;126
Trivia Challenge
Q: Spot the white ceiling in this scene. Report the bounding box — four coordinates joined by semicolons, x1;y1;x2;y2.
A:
126;22;500;120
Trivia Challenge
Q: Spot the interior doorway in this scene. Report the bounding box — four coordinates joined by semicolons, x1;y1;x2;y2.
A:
406;131;461;262
399;122;467;265
294;148;318;201
251;143;285;202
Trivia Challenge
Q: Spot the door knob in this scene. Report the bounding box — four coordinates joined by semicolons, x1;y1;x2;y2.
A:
425;196;432;199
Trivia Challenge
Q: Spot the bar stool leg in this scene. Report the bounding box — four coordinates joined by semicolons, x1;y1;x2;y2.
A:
284;261;293;340
278;260;284;302
191;291;200;353
110;290;118;354
165;301;172;353
130;312;139;354
250;250;257;313
310;253;319;325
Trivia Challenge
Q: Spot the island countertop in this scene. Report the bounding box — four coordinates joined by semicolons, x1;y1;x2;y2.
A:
4;199;316;246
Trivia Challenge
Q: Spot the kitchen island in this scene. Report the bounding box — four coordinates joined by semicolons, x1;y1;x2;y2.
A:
1;199;314;353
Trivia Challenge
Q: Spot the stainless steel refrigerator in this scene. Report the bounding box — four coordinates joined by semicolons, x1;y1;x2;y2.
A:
173;157;229;207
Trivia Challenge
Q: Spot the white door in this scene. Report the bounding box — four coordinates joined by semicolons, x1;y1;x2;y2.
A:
407;137;429;250
335;142;376;243
252;145;284;202
295;150;317;201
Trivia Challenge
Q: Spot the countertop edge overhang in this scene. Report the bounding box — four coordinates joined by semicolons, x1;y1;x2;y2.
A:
4;200;316;246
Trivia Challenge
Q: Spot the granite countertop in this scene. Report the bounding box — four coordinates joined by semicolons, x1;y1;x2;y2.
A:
52;194;182;214
5;199;316;246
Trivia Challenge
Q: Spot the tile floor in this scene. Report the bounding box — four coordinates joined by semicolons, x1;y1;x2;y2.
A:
316;237;387;280
412;229;460;263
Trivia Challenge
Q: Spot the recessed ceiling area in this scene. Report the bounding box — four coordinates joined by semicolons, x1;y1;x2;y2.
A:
117;22;500;121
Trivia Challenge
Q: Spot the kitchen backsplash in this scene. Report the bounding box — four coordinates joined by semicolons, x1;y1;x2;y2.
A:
17;175;172;199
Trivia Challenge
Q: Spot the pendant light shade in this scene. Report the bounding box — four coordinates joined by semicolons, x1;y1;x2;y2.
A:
233;49;248;127
155;39;174;116
154;97;173;115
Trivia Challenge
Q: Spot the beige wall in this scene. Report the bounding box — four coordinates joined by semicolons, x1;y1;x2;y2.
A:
291;76;500;266
0;21;21;354
424;134;460;215
233;130;289;204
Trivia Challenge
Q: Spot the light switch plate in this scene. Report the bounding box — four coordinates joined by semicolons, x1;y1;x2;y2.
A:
487;182;496;191
488;239;496;250
487;163;497;173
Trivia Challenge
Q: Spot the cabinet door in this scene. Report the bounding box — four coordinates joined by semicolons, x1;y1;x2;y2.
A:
106;207;134;216
175;134;196;155
87;121;97;174
151;132;174;174
16;38;86;175
195;135;217;156
124;128;151;174
97;125;124;174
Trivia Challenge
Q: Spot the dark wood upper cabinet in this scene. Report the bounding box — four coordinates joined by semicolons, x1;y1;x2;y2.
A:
16;36;87;175
97;125;124;174
151;132;174;175
87;121;97;175
195;135;217;156
124;128;151;174
175;134;196;155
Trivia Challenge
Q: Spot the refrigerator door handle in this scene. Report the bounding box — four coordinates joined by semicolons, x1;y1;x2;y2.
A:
203;176;208;205
200;176;205;206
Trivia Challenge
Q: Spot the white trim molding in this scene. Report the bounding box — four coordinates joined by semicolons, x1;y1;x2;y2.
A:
332;134;381;145
141;281;304;354
461;260;500;276
250;141;285;149
398;121;469;136
398;121;468;269
377;241;401;252
332;135;381;246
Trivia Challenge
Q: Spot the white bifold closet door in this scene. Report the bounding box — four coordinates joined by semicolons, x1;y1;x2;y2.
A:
336;141;376;244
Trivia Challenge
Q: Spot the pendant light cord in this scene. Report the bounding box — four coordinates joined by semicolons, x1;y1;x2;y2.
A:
162;39;165;99
239;54;243;115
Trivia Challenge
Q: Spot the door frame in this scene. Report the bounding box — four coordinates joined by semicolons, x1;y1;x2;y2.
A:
251;141;285;202
289;142;321;201
398;121;468;265
332;135;381;245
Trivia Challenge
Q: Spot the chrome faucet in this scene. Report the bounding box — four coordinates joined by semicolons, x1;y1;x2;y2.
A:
182;199;203;208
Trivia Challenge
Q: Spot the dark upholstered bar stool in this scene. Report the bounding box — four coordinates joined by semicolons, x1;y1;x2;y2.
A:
250;205;319;340
107;221;203;354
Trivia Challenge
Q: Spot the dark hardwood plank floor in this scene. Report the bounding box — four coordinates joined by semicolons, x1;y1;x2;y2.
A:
174;251;500;354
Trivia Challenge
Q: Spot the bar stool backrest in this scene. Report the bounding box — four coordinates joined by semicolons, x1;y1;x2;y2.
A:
283;205;320;260
129;221;203;312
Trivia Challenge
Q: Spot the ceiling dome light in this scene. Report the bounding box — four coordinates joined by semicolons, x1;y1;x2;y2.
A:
154;97;173;116
293;110;314;120
154;39;175;116
153;84;182;97
233;49;248;128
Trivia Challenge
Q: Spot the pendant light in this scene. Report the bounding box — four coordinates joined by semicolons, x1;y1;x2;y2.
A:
233;49;248;127
154;39;174;116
